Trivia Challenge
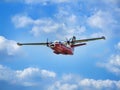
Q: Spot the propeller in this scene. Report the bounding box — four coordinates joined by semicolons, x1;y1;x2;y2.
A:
46;38;53;47
47;38;49;46
71;36;76;44
66;36;76;45
66;37;72;45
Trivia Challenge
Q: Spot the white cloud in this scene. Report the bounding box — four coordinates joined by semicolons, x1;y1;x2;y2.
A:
4;0;71;4
31;18;61;36
41;69;56;78
0;65;15;81
49;82;77;90
12;14;86;38
11;1;87;38
87;10;116;30
12;15;62;37
0;36;20;55
0;64;56;86
2;0;77;5
0;65;120;90
79;79;120;90
3;0;22;3
80;79;111;88
97;42;120;75
87;9;120;38
5;0;120;6
12;15;34;28
102;0;120;5
63;26;86;39
98;54;120;75
91;32;105;38
67;14;77;24
48;74;120;90
10;0;119;39
24;0;48;5
24;0;71;4
54;6;87;39
116;42;120;50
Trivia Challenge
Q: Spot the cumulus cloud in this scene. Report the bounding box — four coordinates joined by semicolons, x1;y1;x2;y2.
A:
116;42;120;50
11;0;120;38
12;15;34;28
54;7;86;38
5;0;120;5
87;10;116;30
49;82;77;90
12;14;86;38
25;0;70;4
2;0;21;3
31;19;61;36
0;36;20;55
90;32;105;38
98;42;120;75
103;0;120;5
48;74;120;90
87;9;120;38
0;65;15;81
0;65;120;90
79;79;120;90
16;68;56;79
3;0;70;4
12;15;62;36
98;54;120;75
0;64;56;86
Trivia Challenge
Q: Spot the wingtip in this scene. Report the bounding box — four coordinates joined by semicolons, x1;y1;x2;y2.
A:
17;43;22;46
101;36;106;40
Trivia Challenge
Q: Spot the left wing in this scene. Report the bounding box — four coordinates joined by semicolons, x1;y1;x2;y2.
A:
74;36;105;43
17;42;47;46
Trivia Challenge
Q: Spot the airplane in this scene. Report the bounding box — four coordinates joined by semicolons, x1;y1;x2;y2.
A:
17;36;105;55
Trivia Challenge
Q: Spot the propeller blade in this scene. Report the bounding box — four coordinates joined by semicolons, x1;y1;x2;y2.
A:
47;38;49;46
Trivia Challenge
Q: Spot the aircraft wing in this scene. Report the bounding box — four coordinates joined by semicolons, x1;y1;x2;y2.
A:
17;42;47;46
74;36;105;43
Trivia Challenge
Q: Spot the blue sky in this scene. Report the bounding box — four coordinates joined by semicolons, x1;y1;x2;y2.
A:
0;0;120;90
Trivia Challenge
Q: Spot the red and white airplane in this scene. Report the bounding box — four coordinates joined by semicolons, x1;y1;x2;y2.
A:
17;36;105;55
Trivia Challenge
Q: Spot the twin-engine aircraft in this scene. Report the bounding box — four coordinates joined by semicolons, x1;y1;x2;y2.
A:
17;36;105;55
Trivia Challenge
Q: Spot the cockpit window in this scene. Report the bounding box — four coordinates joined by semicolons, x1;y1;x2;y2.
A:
54;40;59;43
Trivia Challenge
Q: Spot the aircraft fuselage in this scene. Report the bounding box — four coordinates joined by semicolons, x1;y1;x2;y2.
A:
49;42;74;55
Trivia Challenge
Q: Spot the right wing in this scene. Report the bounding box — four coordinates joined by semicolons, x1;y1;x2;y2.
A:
74;36;105;43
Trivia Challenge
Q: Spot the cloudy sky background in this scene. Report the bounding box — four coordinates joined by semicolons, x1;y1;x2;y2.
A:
0;0;120;90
